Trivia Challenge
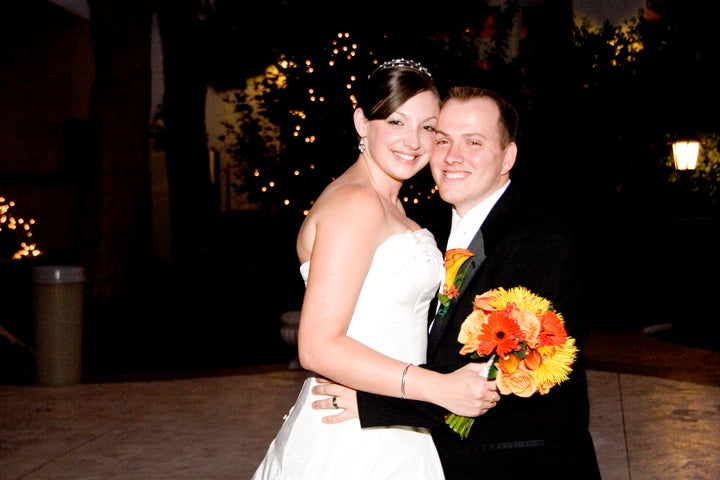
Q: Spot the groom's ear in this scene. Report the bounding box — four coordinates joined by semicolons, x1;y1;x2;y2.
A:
501;142;517;174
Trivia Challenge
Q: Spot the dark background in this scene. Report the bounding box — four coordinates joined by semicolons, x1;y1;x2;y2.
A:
1;0;719;383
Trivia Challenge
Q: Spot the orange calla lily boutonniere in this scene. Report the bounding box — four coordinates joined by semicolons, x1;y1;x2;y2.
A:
437;248;475;316
445;286;578;439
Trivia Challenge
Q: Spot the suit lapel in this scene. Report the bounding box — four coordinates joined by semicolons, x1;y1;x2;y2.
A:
427;185;521;356
456;231;485;299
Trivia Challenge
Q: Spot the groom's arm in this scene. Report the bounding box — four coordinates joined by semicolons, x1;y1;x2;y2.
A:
356;387;448;429
345;359;461;429
312;363;456;428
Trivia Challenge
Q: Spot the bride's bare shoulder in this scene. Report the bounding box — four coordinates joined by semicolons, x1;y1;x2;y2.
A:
297;180;382;262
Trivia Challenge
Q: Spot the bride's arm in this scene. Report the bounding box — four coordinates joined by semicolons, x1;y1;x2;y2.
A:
297;186;495;416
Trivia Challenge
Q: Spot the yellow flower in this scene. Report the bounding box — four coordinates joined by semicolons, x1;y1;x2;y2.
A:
437;248;474;315
490;286;552;313
531;338;577;393
444;248;474;286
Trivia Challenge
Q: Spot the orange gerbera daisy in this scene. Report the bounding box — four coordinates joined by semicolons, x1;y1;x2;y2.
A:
537;310;568;347
477;309;524;357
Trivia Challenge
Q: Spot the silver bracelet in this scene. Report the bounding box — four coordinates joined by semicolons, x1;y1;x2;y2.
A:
401;363;412;399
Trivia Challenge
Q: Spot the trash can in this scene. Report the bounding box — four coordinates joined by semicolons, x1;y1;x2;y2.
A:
32;266;86;385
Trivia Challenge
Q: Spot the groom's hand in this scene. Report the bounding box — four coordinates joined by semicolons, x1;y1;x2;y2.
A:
311;378;359;424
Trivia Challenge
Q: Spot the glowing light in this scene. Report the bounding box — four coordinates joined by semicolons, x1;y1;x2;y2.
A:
0;196;41;259
672;140;700;170
231;30;435;216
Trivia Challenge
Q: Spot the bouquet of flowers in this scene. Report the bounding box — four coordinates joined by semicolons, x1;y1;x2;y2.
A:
445;286;578;439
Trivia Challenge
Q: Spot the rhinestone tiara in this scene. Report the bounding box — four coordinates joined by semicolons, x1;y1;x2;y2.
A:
369;58;432;78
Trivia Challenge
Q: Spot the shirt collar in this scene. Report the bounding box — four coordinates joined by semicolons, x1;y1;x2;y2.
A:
448;181;510;250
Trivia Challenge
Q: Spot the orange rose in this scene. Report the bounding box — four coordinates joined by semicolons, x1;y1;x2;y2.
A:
457;310;488;355
472;290;497;312
514;309;542;348
497;363;537;397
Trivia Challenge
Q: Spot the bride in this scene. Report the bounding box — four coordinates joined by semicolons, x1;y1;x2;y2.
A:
252;59;497;479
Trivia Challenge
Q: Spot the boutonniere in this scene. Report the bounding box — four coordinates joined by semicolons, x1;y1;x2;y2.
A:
436;248;474;316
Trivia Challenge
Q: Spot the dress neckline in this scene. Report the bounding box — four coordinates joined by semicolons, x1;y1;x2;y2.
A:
299;228;429;270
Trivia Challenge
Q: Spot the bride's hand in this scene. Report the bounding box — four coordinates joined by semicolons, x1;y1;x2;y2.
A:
312;380;358;424
436;362;500;417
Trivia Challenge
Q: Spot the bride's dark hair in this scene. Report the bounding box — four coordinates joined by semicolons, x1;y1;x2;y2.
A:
355;58;439;120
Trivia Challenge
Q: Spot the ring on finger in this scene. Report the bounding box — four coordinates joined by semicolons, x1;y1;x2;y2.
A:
332;396;339;409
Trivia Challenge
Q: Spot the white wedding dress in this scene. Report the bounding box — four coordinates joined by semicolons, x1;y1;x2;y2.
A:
252;229;446;479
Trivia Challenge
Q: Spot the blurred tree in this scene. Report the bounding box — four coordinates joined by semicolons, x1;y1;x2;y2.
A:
83;0;156;308
157;0;216;273
217;1;520;223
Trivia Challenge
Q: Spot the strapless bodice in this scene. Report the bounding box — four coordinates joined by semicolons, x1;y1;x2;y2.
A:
299;228;443;364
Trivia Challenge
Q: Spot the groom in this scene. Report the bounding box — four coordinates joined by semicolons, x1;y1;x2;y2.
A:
314;86;600;479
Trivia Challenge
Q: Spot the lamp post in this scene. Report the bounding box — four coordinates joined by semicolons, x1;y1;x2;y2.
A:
670;137;702;218
672;140;700;170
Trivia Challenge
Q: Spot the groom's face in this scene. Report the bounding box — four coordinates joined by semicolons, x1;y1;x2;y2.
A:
430;97;515;217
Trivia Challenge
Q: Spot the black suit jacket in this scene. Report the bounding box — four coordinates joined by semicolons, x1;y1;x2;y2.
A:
356;185;601;479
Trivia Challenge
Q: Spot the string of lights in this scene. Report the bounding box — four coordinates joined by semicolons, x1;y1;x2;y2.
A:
0;197;41;261
222;32;439;218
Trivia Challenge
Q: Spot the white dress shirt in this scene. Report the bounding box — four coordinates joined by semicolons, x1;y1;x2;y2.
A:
446;181;510;250
431;181;511;325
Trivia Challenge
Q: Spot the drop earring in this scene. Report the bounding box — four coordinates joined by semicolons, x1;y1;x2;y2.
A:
358;139;366;153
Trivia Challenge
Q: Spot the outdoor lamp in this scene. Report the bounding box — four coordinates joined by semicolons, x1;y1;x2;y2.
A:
672;140;700;170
